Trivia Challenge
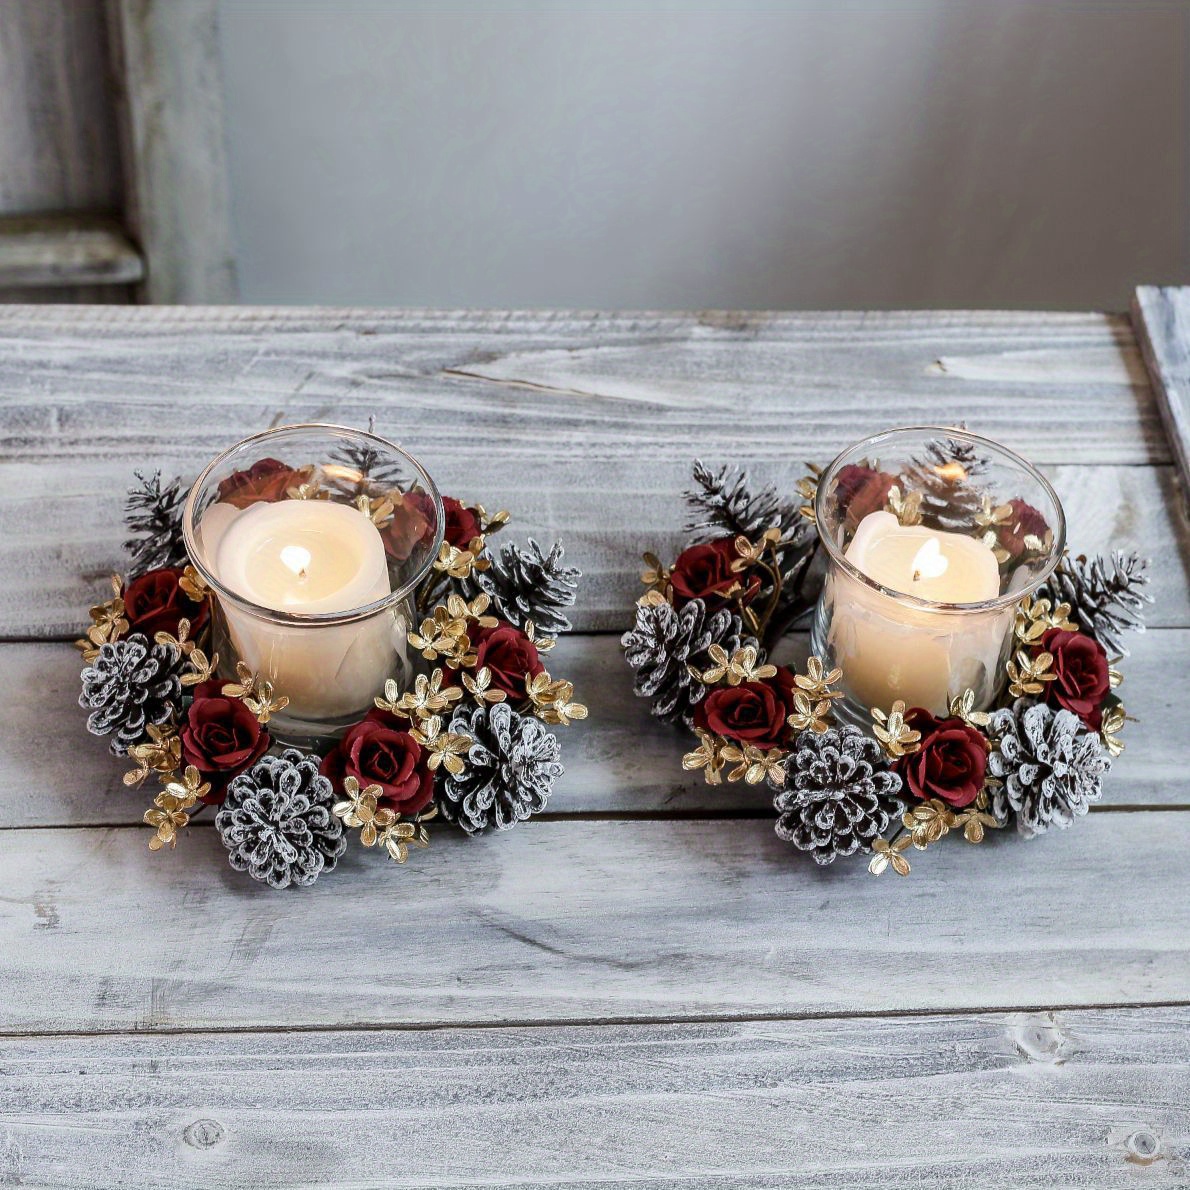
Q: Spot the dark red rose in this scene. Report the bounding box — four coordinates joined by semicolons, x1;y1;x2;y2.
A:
320;709;435;815
834;464;897;529
123;567;209;639
693;666;796;750
216;457;304;508
997;498;1050;560
442;496;482;549
669;538;761;609
383;491;436;561
897;708;987;808
1041;628;1110;730
467;622;545;698
180;682;270;803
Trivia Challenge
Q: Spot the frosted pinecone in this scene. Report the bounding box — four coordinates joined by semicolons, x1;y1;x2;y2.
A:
438;702;563;834
987;699;1110;838
621;596;755;725
685;460;804;542
774;727;904;865
470;538;580;635
907;435;989;531
215;749;346;889
79;633;183;756
123;471;190;575
1039;551;1151;656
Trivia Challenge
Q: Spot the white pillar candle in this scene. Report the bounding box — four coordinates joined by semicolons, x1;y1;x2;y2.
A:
827;510;1008;714
208;499;402;721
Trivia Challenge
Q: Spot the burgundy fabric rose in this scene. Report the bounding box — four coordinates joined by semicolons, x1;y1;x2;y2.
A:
1041;627;1110;730
383;492;481;561
180;681;270;803
997;498;1050;560
897;709;987;808
320;709;435;815
467;622;545;698
834;464;897;528
693;666;796;750
123;566;209;639
216;457;304;508
669;538;760;609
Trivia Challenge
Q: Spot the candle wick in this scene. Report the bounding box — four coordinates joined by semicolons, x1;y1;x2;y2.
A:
913;569;921;582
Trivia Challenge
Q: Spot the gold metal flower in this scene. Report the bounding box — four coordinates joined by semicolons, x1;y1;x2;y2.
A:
868;833;912;876
163;765;211;805
526;672;588;726
461;666;507;704
332;776;391;846
355;492;396;526
871;700;922;759
952;806;1000;843
78;575;129;658
641;551;671;593
948;689;991;729
1006;649;1056;698
720;743;785;785
377;669;463;719
377;808;435;863
1014;596;1078;644
179;645;218;687
1101;703;1127;758
682;729;725;785
886;485;922;526
433;539;488;580
903;799;956;847
124;724;182;787
796;468;820;522
695;643;776;687
221;661;290;724
522;619;556;653
411;715;472;775
787;691;833;735
178;565;211;602
731;529;780;571
143;766;207;852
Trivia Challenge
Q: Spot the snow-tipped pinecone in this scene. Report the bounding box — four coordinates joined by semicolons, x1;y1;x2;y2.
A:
215;749;346;888
438;702;562;834
79;633;183;756
326;438;406;497
621;596;755;725
124;471;190;575
987;698;1110;838
907;435;989;531
1039;551;1151;656
685;459;803;543
470;538;580;635
774;727;904;865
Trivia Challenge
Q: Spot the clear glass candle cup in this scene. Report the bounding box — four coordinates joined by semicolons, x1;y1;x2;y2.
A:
809;426;1065;728
182;424;444;745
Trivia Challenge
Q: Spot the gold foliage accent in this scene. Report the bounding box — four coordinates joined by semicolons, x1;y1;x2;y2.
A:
871;700;922;759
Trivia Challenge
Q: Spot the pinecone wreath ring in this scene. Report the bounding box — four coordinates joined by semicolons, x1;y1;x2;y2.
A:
74;423;586;889
623;439;1150;877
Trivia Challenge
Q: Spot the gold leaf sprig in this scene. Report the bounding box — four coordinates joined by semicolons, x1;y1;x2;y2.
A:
178;564;211;603
640;551;671;597
433;538;488;581
795;465;821;523
682;728;725;785
125;724;182;787
221;661;290;724
332;776;438;863
461;666;507;704
948;689;991;730
871;700;922;759
143;765;209;851
693;643;775;687
1006;649;1056;698
787;656;844;735
526;672;588;726
868;832;913;876
720;743;786;785
1101;704;1128;758
1014;595;1078;645
76;575;128;661
155;618;219;687
376;669;464;720
409;714;472;775
408;593;499;666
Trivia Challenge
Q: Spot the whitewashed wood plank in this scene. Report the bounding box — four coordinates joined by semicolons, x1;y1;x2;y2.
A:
1133;286;1190;499
5;627;1186;829
0;813;1187;1033
107;0;237;302
0;1009;1187;1188
0;215;144;287
0;307;1161;464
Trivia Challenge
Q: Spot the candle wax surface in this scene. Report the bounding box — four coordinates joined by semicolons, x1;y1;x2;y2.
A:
845;511;1000;603
243;528;371;606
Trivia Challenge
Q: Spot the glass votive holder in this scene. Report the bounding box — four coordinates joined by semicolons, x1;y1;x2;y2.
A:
809;426;1065;727
182;423;444;744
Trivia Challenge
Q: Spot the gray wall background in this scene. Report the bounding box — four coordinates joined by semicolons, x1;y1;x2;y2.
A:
218;0;1188;310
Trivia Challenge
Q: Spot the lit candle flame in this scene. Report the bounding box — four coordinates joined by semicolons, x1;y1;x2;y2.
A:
910;537;948;583
280;544;312;581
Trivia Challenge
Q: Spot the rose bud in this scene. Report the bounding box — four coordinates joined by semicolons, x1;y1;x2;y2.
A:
896;708;987;808
180;682;270;803
693;667;797;751
1041;628;1110;730
669;539;761;610
320;709;435;816
123;566;209;640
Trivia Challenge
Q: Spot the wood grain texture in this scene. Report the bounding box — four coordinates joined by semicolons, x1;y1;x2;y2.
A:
1133;286;1190;499
1;1009;1187;1188
0;307;1183;635
1;812;1188;1034
0;214;143;287
0;1;123;215
107;1;237;302
5;627;1186;829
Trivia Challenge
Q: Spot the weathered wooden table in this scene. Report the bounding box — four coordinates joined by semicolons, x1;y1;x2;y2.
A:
2;295;1189;1187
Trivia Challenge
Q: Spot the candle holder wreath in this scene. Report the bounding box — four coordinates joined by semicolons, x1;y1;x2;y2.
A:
76;423;585;889
622;428;1151;876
